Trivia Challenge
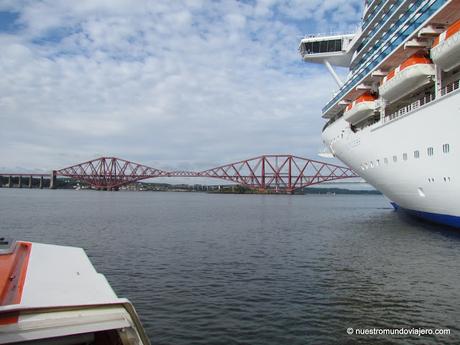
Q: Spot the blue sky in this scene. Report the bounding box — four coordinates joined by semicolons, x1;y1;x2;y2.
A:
0;0;362;172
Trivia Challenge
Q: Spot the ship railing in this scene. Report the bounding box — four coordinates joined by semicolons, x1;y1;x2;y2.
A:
441;79;460;96
322;0;446;115
382;78;460;125
302;31;356;39
362;0;386;30
384;93;435;123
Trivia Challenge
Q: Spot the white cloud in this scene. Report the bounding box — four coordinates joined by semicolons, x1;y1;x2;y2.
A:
0;0;362;172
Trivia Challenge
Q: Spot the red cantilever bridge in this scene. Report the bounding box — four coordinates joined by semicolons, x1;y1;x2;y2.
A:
53;155;359;193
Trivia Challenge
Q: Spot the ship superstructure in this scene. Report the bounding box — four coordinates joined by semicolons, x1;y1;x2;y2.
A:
300;0;460;227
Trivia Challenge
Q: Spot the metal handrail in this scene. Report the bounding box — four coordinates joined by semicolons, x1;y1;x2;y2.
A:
302;31;356;39
322;0;446;115
383;78;460;124
384;93;435;123
441;79;460;96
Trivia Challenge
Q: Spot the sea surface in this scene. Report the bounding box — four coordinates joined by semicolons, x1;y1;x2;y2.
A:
1;189;459;345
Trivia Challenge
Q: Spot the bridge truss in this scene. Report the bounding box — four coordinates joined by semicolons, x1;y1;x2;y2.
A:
56;155;359;192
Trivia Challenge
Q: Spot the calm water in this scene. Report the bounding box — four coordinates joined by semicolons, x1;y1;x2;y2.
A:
1;189;459;344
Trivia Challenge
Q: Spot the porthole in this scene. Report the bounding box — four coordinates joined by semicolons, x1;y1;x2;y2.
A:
443;144;450;153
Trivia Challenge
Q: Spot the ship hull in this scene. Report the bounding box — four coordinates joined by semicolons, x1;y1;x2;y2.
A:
323;89;460;227
392;202;460;227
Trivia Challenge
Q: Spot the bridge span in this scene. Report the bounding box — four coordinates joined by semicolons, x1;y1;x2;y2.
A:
0;155;359;193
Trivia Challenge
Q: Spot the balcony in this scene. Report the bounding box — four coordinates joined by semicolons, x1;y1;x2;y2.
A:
322;0;447;116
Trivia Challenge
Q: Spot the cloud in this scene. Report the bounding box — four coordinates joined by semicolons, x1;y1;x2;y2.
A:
0;0;362;172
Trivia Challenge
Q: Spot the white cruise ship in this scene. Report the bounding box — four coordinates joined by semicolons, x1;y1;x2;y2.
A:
299;0;460;227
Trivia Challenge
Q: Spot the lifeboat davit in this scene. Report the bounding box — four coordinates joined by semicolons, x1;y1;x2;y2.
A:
379;53;434;102
431;19;460;71
343;93;377;125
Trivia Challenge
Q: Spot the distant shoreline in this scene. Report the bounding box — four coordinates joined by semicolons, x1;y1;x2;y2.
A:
1;178;380;195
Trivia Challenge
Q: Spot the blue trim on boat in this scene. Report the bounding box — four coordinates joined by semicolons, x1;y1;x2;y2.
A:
392;203;460;228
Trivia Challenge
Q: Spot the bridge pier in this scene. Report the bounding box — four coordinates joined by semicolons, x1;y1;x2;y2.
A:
28;176;33;188
39;176;44;189
18;176;22;188
49;171;56;189
8;176;12;188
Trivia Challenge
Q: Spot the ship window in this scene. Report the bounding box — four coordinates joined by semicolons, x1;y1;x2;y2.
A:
442;144;450;153
327;39;342;52
384;157;388;164
335;39;342;51
427;147;434;156
312;41;320;53
393;155;397;162
304;39;342;54
414;150;420;158
403;153;407;161
320;41;328;52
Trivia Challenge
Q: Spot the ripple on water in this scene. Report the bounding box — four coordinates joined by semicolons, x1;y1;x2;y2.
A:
1;190;459;345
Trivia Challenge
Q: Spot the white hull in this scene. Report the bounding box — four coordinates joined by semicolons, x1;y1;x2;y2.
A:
323;89;460;219
298;0;460;226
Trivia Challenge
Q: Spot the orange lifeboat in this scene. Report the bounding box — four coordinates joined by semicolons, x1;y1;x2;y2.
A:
431;18;460;71
379;53;434;102
343;92;377;124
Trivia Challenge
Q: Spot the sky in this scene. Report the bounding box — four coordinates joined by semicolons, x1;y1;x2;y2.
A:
0;0;363;173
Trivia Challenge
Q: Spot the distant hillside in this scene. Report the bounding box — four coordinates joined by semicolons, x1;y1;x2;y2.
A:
303;187;381;195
